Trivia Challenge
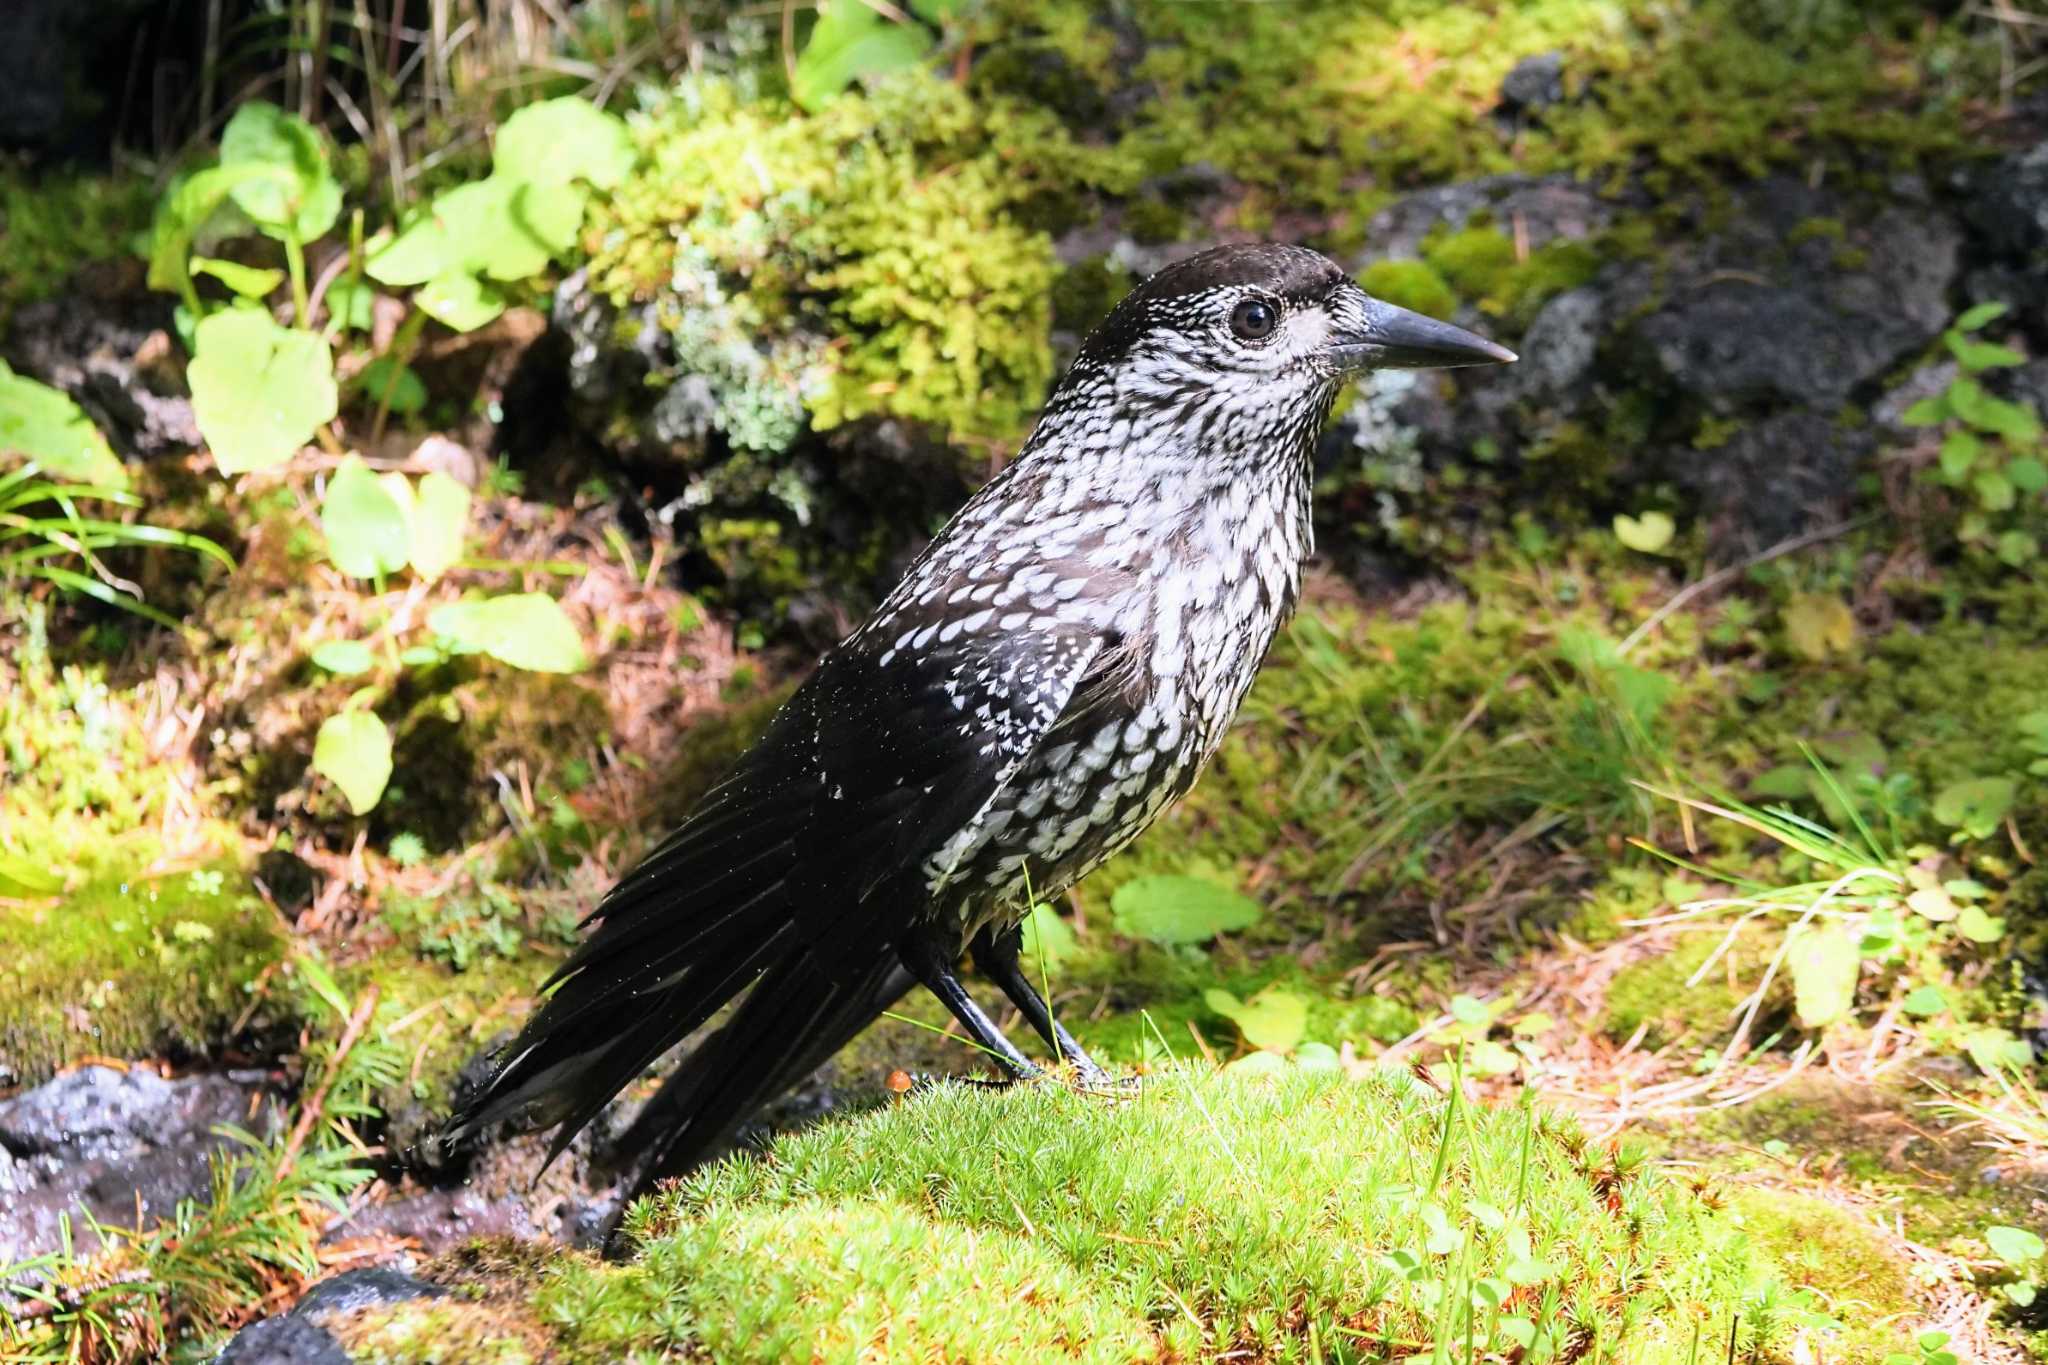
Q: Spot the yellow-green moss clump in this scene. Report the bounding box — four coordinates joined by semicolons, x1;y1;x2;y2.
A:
366;1068;1912;1362
587;71;1136;449
0;859;287;1084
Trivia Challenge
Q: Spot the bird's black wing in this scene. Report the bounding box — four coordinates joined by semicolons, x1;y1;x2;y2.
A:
445;605;1109;1163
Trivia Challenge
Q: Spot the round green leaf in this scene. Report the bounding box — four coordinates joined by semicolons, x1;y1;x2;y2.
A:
321;456;411;578
0;361;126;486
792;0;936;112
1110;874;1262;945
1987;1225;2045;1268
1900;984;1947;1018
429;592;588;672
1786;924;1859;1028
493;97;635;190
1931;776;2016;839
1956;904;2006;943
187;310;337;475
1612;510;1675;555
323;280;376;332
1204;986;1307;1053
1020;901;1078;967
312;709;392;815
407;470;470;582
220;101;341;242
415;271;509;333
310;640;374;676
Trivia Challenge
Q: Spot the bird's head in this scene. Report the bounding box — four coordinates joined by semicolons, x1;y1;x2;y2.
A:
1052;243;1514;452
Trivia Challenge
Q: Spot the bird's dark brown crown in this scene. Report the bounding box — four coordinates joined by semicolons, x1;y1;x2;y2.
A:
1076;243;1347;367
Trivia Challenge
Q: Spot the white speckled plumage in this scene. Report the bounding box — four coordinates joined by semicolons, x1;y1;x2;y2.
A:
449;242;1513;1189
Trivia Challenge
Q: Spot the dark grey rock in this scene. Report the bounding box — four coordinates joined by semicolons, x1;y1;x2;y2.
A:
1965;140;2048;261
1361;175;1617;262
1514;288;1603;401
1499;52;1565;115
0;1066;282;1263
1623;187;1959;409
1666;411;1867;550
212;1269;444;1365
212;1314;355;1365
1;294;199;459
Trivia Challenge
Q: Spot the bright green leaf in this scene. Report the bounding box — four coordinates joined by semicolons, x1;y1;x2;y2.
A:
1947;333;2026;372
792;0;935;112
1938;430;1981;481
312;709;392;814
1786;924;1859;1028
1020;901;1078;967
1931;776;2016;839
187;309;337;474
220;100;341;242
415;270;508;332
324;280;375;331
191;256;285;299
0;362;126;486
321;456;411;578
1898;395;1948;428
2006;456;2047;493
310;640;374;676
1997;530;2038;567
0;851;65;896
1956;904;2006;943
145;164;271;302
1222;1050;1287;1079
1467;1039;1521;1075
1901;984;1947;1017
1110;874;1262;946
1987;1225;2046;1268
408;470;470;581
1612;510;1675;554
1204;985;1307;1053
429;592;589;672
1974;469;2016;512
1955;302;2009;332
493;97;634;190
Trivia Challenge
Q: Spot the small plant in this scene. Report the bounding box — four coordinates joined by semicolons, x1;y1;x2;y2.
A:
1984;1225;2045;1309
1901;301;2045;568
148;95;632;476
789;0;965;111
305;454;588;815
1636;753;2029;1073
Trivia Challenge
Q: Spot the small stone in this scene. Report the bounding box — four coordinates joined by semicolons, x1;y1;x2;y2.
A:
1499;52;1565;115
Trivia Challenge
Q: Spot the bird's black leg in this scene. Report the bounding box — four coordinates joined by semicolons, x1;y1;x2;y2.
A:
898;929;1041;1081
972;924;1115;1086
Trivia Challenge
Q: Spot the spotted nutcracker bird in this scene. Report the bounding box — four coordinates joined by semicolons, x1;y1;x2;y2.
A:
446;243;1513;1189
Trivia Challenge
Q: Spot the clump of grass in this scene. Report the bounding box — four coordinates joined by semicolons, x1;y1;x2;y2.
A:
530;1066;1837;1362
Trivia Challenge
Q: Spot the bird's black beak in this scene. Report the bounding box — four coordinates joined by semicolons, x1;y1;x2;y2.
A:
1328;294;1517;371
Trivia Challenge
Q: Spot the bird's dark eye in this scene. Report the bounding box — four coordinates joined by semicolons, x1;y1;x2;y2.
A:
1229;298;1278;341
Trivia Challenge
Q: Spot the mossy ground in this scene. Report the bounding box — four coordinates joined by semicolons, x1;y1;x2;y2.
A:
402;1067;1900;1363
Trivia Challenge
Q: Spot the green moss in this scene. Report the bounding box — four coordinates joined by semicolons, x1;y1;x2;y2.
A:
527;1069;1794;1362
0;167;152;325
1603;929;1789;1050
1048;256;1132;337
1725;1189;1918;1355
0;857;288;1084
591;71;1134;449
1357;258;1457;320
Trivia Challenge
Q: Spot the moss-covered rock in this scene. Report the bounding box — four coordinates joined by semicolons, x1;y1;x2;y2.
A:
0;858;287;1086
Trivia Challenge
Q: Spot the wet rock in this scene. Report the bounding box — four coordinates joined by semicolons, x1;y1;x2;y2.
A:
333;1181;538;1254
1;294;199;459
0;1065;282;1263
214;1268;445;1365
